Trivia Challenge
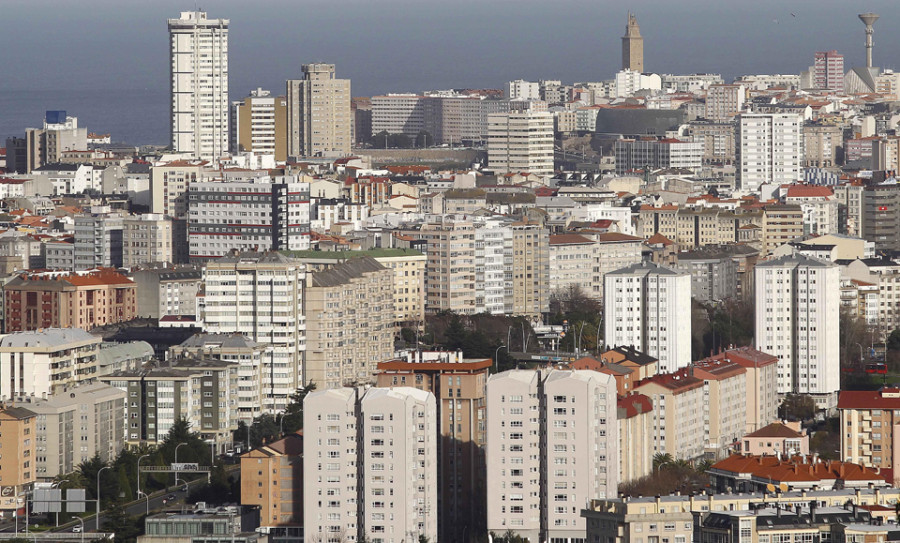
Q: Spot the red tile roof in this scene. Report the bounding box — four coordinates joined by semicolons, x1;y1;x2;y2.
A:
595;232;643;243
745;422;803;439
549;234;594;246
784;185;834;198
618;393;653;419
644;233;675;246
712;454;887;484
838;388;900;410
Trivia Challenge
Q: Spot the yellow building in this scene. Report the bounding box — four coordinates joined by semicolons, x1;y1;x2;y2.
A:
0;406;36;515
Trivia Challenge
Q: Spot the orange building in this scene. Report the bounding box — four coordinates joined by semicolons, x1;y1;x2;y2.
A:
3;269;137;332
240;432;303;527
0;406;36;515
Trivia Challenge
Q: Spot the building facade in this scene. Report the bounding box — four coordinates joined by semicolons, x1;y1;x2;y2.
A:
487;109;554;175
736;113;803;193
123;214;174;268
168;11;229;161
286;64;351;158
231;88;287;161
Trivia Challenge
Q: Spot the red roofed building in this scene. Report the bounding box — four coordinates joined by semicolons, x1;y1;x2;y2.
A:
709;454;889;493
698;347;779;433
839;388;900;485
634;368;706;460
737;421;809;456
3;268;136;332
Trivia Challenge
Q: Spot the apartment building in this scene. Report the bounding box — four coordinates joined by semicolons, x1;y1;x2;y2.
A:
613;138;704;175
375;352;490;543
0;407;36;516
842;257;900;333
150;160;208;219
122;214;174;268
286;63;351;158
240;432;302;527
698;347;779;433
168;11;229;161
101;358;239;451
486;369;618;543
548;234;598;298
303;387;437;543
634;369;706;460
303;257;394;389
202;252;305;412
687;120;737;164
187;176;311;260
418;218;476;314
705;84;745;121
170;333;270;423
23;111;87;173
861;181;900;252
132;267;202;320
487;108;554;175
511;221;549;317
604;261;692;373
803;122;842;168
838;388;900;474
3;269;137;332
813;50;844;92
0;328;101;399
676;248;739;302
736;113;803;193
14;383;126;480
691;358;747;458
637;206;764;250
761;204;804;255
370;93;506;144
73;211;125;270
231;88;287;161
755;254;840;408
783;185;839;236
617;393;654;484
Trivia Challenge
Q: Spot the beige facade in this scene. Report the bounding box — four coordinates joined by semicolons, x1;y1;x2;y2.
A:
838;389;900;477
487;109;554;175
692;359;748;458
511;222;549;317
803;123;843;168
634;370;706;460
375;354;489;543
231;88;287;161
705;84;745;121
617;393;654;484
0;328;101;398
699;347;779;433
738;421;808;456
761;204;804;256
240;433;302;526
486;369;618;543
621;13;644;72
123;214;174;267
549;234;598;298
150;161;206;219
14;383;125;480
286;63;351;158
304;257;394;389
0;406;36;514
638;205;764;250
834;183;865;237
687;121;737;164
419;218;476;314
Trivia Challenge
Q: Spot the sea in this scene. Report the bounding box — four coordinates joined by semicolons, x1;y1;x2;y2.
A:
2;88;170;148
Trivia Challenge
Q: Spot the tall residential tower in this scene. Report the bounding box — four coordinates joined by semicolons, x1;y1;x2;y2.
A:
168;11;230;161
286;63;351;158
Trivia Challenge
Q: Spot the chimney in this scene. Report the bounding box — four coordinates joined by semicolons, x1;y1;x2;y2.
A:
855;488;861;504
655;495;661;513
809;500;817;524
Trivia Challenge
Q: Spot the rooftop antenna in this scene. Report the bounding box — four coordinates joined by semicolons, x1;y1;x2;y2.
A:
858;13;880;68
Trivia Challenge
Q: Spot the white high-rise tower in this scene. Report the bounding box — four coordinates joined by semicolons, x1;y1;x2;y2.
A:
168;11;229;161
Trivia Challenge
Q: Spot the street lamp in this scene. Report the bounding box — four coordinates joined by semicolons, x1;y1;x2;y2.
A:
75;517;84;543
174;443;187;491
137;454;150;503
96;466;111;530
494;345;506;373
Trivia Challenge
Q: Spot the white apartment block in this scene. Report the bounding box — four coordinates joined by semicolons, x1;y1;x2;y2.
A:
286;63;351;158
230;88;286;161
187;176;310;261
737;113;803;193
614;70;662;98
549;234;598;299
0;329;101;399
604;261;692;373
371;94;425;137
507;80;541;101
614;138;704;175
168;11;229;161
487;109;554;175
150;161;208;219
476;222;513;314
303;387;437;543
660;73;724;93
202;252;305;412
486;369;618;543
754;254;840;408
73;211;124;270
122;214;174;267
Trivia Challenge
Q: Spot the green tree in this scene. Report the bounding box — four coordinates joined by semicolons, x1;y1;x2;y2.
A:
652;452;674;473
115;464;133;503
279;384;316;435
779;394;816;421
888;329;900;352
103;500;141;543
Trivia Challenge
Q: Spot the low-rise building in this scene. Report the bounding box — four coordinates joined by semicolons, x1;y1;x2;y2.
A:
737;421;808;456
3;269;137;332
709;454;888;493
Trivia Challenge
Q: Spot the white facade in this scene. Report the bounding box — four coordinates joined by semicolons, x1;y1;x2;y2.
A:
614;70;662;98
486;369;618;543
754;254;840;406
737;113;803;193
188;176;310;260
303;387;437;543
168;11;229;161
604;261;692;373
487;110;554;175
507;80;541;101
202;253;305;412
475;221;512;314
0;329;101;399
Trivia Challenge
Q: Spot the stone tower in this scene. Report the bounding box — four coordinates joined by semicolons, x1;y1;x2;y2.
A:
621;12;644;72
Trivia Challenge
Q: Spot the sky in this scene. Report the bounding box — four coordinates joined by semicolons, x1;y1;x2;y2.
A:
0;0;897;144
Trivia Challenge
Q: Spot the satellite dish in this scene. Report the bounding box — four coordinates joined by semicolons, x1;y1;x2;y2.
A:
767;484;776;493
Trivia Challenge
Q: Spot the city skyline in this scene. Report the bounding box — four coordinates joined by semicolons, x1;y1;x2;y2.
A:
1;0;898;144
